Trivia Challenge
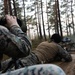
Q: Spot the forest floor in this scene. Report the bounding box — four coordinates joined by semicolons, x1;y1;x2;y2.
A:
52;54;75;75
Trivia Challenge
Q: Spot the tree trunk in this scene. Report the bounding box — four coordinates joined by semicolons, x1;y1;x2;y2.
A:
66;19;69;36
57;0;63;37
4;0;8;14
13;0;17;17
38;14;43;39
8;0;12;15
40;0;46;40
55;0;59;34
71;0;74;35
35;4;39;38
46;0;51;39
23;0;26;26
37;2;43;39
69;24;71;36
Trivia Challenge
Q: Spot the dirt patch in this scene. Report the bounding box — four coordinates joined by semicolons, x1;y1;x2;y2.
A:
52;54;75;75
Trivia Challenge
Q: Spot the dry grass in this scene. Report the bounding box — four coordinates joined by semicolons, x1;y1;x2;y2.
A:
31;39;44;50
2;54;9;61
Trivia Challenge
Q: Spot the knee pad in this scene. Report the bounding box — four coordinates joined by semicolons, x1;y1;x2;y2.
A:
1;64;66;75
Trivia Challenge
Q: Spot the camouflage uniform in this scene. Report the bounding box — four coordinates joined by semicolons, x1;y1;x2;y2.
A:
0;25;31;58
0;25;31;70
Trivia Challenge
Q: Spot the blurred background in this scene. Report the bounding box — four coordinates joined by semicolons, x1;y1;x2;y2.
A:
0;0;75;54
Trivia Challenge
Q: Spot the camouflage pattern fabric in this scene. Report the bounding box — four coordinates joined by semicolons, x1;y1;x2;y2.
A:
0;25;31;58
20;52;40;66
0;64;66;75
0;53;39;71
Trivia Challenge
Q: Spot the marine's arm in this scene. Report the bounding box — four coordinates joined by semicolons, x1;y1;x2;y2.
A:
57;45;72;62
10;26;31;56
5;15;32;56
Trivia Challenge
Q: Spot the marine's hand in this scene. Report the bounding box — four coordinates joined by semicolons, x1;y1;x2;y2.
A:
5;15;19;28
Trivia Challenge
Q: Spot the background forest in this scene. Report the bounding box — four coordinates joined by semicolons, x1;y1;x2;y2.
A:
0;0;75;50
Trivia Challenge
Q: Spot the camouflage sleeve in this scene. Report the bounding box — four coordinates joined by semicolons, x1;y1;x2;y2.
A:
57;45;72;62
9;25;32;56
